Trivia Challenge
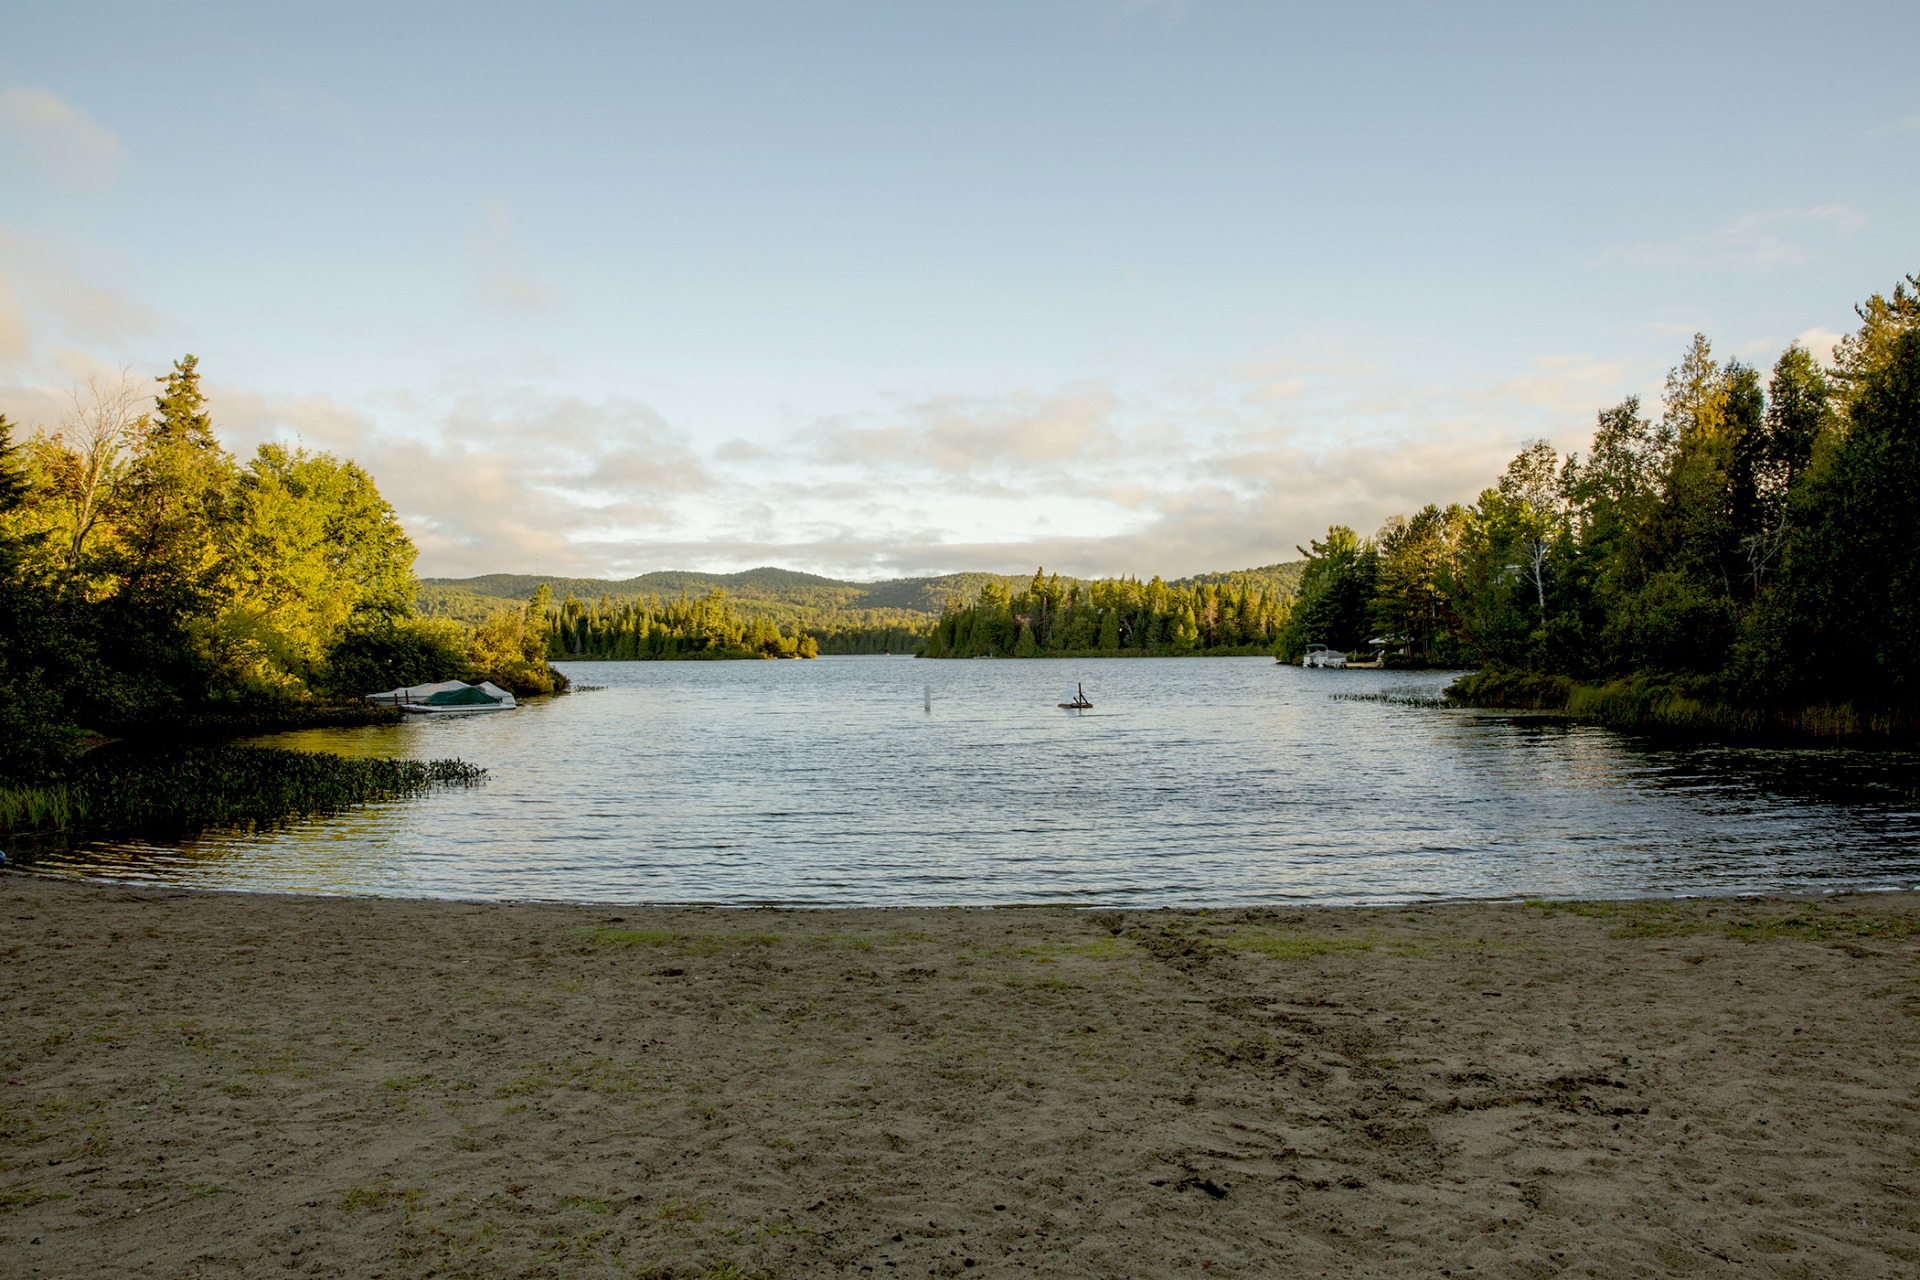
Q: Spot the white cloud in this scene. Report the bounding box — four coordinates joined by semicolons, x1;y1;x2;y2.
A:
813;386;1134;478
467;269;568;317
0;225;161;381
1793;326;1846;366
0;87;122;187
215;386;714;578
463;198;569;318
0;211;1662;583
209;352;1578;581
0;280;29;371
2;311;1655;581
1598;206;1864;272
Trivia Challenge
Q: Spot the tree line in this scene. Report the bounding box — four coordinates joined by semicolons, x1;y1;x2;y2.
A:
1280;272;1919;727
0;357;560;779
535;586;820;659
922;569;1290;658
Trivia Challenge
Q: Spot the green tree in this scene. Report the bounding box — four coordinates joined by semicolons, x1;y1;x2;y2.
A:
1495;440;1568;623
1760;324;1920;708
1372;504;1461;662
217;445;418;690
117;357;235;603
1276;526;1377;660
1831;272;1920;406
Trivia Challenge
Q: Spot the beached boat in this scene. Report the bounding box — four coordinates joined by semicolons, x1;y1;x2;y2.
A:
366;680;518;713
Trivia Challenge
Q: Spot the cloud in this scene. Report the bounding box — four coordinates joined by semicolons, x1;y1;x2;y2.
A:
1;87;122;187
599;346;1628;582
467;269;568;317
0;280;29;371
0;219;1655;583
0;225;160;377
1792;327;1846;366
1597;206;1864;272
463;198;568;317
214;386;716;578
7;345;1637;582
1868;114;1920;137
814;387;1132;477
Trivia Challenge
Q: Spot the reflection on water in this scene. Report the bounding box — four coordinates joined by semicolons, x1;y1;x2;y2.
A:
18;658;1920;905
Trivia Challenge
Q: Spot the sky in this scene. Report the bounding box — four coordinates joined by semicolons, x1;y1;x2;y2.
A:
2;1;1916;582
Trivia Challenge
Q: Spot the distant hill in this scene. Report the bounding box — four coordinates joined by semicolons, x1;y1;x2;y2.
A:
417;562;1307;630
1173;561;1306;600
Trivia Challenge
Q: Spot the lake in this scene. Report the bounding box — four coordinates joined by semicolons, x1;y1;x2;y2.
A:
22;657;1920;905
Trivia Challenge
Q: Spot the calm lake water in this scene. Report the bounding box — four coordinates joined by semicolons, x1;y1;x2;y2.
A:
22;657;1920;905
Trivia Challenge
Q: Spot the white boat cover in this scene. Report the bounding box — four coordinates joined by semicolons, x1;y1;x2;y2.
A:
366;680;518;708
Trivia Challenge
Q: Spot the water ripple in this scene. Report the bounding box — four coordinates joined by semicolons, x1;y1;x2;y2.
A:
19;657;1920;904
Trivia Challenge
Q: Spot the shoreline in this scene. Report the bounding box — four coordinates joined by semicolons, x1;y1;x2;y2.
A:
10;861;1920;911
4;874;1916;1277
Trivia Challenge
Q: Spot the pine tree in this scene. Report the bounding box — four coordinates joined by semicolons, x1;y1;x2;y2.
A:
152;355;219;450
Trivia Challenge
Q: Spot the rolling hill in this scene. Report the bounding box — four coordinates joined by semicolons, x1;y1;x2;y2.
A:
416;562;1307;632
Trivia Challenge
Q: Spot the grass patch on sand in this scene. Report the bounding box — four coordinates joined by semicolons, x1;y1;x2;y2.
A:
575;928;782;955
0;1183;72;1209
1525;898;1920;944
558;1194;614;1214
1207;926;1457;960
1006;936;1140;963
1212;928;1378;960
492;1056;653;1099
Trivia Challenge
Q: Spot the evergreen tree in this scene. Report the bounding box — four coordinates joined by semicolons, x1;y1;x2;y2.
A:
152;355;218;449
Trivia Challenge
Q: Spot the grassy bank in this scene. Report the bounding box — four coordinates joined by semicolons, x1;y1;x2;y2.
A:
1445;667;1914;742
0;744;485;838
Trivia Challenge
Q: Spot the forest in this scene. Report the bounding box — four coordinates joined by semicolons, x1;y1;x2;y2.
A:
922;568;1294;658
917;273;1917;735
0;357;559;819
1274;273;1920;734
420;567;1028;655
533;585;822;660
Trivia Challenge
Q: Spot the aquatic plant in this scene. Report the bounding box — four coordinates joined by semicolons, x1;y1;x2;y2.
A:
0;745;485;836
1446;668;1915;741
0;784;81;832
1330;691;1453;708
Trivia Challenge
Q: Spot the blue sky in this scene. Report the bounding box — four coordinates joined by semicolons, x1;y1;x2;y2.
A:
3;1;1915;579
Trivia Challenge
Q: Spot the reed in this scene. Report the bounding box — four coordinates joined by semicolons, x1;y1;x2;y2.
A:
1330;691;1453;708
0;746;486;836
0;784;82;831
1446;668;1915;742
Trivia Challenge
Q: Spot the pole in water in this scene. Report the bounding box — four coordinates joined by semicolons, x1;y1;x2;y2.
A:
923;683;931;713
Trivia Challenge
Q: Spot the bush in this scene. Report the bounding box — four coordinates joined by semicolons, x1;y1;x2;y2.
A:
467;607;570;695
321;616;469;697
1444;667;1574;710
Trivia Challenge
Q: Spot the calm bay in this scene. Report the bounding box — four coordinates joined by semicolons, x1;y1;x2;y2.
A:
24;656;1920;904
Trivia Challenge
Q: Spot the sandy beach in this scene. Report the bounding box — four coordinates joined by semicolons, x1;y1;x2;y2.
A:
1;874;1916;1278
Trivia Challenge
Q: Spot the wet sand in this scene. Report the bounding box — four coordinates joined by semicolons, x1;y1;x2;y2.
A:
2;873;1916;1278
